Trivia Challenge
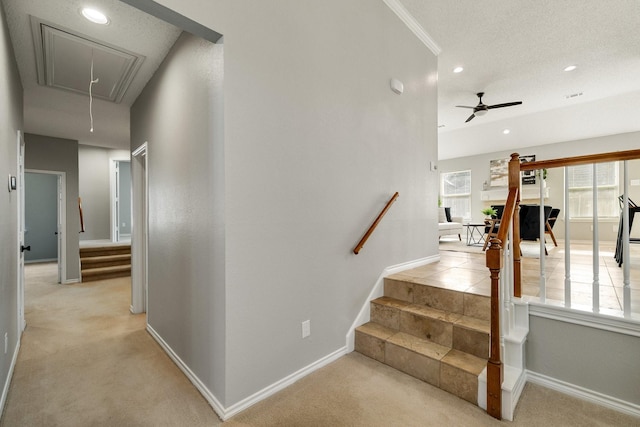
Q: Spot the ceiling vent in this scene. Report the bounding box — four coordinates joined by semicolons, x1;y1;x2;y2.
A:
30;16;145;103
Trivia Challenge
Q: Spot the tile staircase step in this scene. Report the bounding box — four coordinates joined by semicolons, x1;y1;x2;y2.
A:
81;254;131;269
355;274;493;406
80;245;131;258
355;321;487;403
384;277;491;321
371;296;489;358
81;264;131;282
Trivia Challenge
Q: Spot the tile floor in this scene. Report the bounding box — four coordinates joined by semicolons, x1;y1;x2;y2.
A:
394;239;640;319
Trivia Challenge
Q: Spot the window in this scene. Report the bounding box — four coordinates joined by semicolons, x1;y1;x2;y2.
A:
567;162;618;219
441;170;471;219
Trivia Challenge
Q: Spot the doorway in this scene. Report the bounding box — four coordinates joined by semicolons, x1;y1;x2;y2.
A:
24;169;66;284
110;159;132;243
131;143;148;314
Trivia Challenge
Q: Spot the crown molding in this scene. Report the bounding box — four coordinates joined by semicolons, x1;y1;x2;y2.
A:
382;0;441;56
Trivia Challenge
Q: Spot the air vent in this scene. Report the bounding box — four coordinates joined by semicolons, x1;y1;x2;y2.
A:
565;92;583;99
30;16;145;103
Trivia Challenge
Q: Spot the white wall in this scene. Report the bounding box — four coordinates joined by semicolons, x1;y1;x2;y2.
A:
438;132;640;241
25;134;80;282
0;0;22;416
131;0;439;409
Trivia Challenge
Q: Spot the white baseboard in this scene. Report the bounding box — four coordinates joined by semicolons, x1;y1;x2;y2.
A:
346;255;440;351
0;338;20;419
527;370;640;418
147;324;347;421
63;278;80;284
146;324;226;420
224;346;347;419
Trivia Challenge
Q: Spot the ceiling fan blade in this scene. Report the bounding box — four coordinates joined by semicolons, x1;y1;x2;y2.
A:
465;113;475;123
456;105;476;109
487;101;522;109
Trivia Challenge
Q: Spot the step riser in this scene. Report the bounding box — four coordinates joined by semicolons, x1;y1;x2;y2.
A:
355;328;479;403
80;247;131;258
370;300;489;359
82;259;130;269
384;278;491;321
82;269;131;282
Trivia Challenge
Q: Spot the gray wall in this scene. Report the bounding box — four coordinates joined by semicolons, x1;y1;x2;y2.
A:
438;132;640;241
0;0;22;415
527;315;640;405
131;31;227;402
78;146;130;241
24;172;58;262
132;0;438;407
25;134;80;282
118;161;131;235
78;145;110;241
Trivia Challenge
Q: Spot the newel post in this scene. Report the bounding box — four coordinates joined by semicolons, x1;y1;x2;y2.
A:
486;238;504;419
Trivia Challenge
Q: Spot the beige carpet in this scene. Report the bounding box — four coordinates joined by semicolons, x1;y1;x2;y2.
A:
2;263;638;426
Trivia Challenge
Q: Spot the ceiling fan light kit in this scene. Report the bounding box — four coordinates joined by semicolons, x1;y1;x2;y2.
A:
456;92;522;123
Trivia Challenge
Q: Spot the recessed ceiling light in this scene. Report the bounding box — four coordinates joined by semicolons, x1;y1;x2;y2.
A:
453;66;464;73
564;65;577;72
81;8;110;25
503;129;510;135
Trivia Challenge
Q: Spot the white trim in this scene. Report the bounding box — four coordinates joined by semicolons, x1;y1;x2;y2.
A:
527;370;640;419
224;346;347;419
147;324;347;421
382;0;441;55
346;255;440;351
63;278;80;284
131;143;148;314
529;302;640;337
0;339;20;419
146;325;226;419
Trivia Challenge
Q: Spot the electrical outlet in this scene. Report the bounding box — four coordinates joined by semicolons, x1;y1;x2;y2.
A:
4;332;7;354
301;320;311;338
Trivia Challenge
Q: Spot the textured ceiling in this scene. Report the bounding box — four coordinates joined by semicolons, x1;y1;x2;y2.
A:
2;0;181;149
400;0;640;159
2;1;639;155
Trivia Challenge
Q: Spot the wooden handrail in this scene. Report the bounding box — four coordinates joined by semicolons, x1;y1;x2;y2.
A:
79;197;85;233
353;192;399;255
520;149;640;171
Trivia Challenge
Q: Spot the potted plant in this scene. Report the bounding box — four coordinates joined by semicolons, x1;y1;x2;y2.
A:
481;207;497;220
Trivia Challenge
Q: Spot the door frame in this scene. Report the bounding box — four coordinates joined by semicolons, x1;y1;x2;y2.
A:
16;131;25;332
24;169;66;284
131;143;148;314
110;156;132;242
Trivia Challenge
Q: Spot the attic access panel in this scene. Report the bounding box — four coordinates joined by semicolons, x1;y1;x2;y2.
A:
30;16;145;103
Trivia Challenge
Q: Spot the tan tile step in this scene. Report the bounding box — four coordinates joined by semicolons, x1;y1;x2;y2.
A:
440;349;487;405
384;277;490;321
385;332;449;387
371;297;489;358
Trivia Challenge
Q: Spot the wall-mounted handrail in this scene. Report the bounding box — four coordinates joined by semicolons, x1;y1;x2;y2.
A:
353;192;399;255
79;197;85;233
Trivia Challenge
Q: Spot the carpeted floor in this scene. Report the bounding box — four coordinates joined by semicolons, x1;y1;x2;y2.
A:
2;262;638;426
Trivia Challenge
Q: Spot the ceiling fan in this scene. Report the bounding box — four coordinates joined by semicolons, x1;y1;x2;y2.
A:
456;92;522;123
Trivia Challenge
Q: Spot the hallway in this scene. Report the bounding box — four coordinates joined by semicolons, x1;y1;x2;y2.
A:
0;263;218;426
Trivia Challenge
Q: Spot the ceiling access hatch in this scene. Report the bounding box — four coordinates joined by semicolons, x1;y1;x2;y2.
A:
30;16;145;103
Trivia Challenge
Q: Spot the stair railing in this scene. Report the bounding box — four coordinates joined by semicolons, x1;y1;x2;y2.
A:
353;192;399;254
485;149;640;419
485;153;520;419
79;197;85;233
